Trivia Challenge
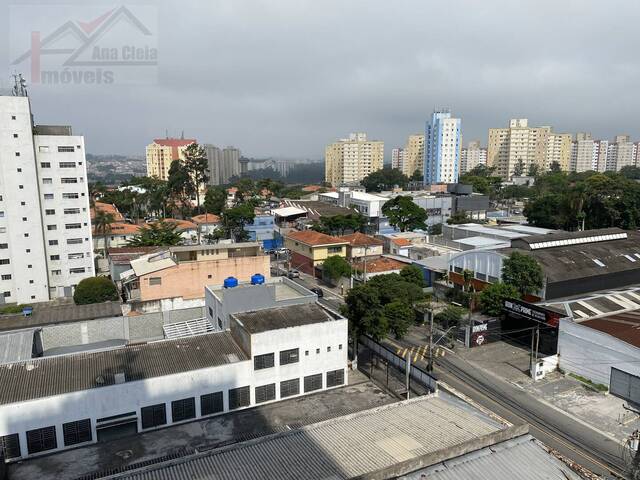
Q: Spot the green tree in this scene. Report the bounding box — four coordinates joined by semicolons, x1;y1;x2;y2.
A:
204;186;227;215
341;284;388;360
362;167;410;192
384;301;413;339
429;223;443;235
203;229;227;244
367;273;425;305
399;265;425;287
183;143;209;213
620;165;640;180
527;163;541;177
502;252;543;296
222;203;255;241
93;210;115;254
73;277;119;305
127;221;183;246
167;160;194;216
381;196;428;232
549;161;562;173
446;211;470;225
434;305;467;329
311;214;366;236
478;282;520;316
513;159;525;177
410;169;423;182
322;255;351;283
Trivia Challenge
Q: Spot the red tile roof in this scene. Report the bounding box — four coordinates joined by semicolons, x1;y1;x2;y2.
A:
340;232;384;247
191;213;221;225
93;222;141;236
287;230;347;247
161;219;197;231
153;138;196;147
91;202;124;222
391;238;413;247
302;185;323;192
354;257;408;274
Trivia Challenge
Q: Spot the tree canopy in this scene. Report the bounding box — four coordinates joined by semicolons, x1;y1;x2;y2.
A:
322;255;351;282
222;203;256;241
310;214;365;236
127;221;183;246
362;168;410;192
502;251;544;296
204;186;227;215
478;282;520;316
74;277;119;305
381;196;428;232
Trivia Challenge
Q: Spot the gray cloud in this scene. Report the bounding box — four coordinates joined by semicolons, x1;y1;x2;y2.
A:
1;0;639;158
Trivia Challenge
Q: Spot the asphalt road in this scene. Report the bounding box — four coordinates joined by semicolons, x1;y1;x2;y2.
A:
386;334;629;479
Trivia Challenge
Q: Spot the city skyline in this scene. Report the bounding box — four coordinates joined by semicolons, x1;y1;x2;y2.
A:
1;1;639;158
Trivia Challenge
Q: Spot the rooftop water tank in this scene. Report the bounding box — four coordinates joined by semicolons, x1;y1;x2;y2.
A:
223;276;238;289
251;273;265;285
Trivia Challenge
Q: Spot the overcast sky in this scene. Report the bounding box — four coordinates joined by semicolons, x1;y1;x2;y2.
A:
1;0;639;158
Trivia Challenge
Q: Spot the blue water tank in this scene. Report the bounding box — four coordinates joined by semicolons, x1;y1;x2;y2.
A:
251;273;265;285
223;276;239;289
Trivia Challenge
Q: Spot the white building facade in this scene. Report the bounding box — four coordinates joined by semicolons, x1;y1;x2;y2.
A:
0;93;93;303
424;110;461;184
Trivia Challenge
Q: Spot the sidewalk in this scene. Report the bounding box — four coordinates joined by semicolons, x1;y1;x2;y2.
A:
456;340;640;443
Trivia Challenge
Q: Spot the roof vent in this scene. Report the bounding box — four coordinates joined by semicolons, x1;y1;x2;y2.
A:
114;372;126;384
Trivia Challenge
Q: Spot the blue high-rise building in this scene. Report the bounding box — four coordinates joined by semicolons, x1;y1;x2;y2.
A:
423;109;461;184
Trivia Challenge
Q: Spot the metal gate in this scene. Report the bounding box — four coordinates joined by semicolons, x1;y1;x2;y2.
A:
610;367;640;405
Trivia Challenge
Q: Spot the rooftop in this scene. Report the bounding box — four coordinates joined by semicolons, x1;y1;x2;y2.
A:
579;310;640;349
0;330;35;365
270;206;308;217
283;200;356;217
0;331;248;406
152;138;196;147
90;202;125;222
287;230;347;247
542;286;640;320
340;232;384;247
512;227;626;251
169;242;260;253
161;218;197;231
94;222;141;236
233;302;338;334
0;301;122;332
354;256;410;273
392;237;413;247
190;213;221;224
94;394;510;480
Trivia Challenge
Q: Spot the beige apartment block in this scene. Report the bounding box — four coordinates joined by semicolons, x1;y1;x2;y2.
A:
325;133;384;186
146;138;195;180
401;134;425;177
546;133;572;171
460;140;487;174
487;119;551;179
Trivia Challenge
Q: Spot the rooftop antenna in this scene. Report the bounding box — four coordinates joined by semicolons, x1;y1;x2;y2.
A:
180;130;184;140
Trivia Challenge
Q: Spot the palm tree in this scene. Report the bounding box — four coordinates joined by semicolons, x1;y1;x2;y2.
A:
93;210;115;255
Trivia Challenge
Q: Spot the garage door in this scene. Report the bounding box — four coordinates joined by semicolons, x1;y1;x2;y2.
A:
610;367;640;405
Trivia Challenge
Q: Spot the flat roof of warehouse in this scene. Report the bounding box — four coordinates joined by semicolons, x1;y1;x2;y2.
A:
0;331;248;406
233;303;340;334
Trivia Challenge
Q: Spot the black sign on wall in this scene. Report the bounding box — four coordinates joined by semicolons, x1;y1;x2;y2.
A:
503;298;561;327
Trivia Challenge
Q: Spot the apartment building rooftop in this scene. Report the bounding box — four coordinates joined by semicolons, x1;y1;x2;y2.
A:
0;331;248;406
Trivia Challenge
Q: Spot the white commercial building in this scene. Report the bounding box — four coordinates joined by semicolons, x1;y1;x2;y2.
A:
0;89;94;303
0;278;347;461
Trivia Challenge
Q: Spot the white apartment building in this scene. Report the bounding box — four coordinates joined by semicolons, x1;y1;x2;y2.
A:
205;145;241;186
424;110;461;184
391;148;404;171
324;133;384;187
607;135;637;171
460;140;487;173
0;92;94;303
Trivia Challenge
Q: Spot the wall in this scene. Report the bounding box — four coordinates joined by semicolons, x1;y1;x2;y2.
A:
558;319;640;387
139;255;270;302
348;245;384;259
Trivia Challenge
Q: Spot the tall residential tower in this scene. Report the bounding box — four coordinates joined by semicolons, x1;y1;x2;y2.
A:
325;133;384;186
424;109;461;184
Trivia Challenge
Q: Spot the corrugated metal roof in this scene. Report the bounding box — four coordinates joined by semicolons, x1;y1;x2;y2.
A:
0;332;248;405
109;395;505;480
402;434;582;480
0;330;34;365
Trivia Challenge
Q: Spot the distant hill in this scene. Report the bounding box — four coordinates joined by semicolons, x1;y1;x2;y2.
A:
87;154;146;185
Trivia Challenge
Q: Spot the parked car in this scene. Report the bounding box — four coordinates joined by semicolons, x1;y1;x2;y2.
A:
287;269;300;279
275;248;288;255
309;287;323;298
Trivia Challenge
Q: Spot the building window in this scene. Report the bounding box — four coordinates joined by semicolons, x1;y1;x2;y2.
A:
316;348;320;354
1;274;11;280
305;350;309;356
228;386;250;410
61;178;78;184
327;246;342;253
68;253;84;260
64;208;80;215
0;259;9;265
304;374;323;393
0;433;21;459
149;277;162;286
62;419;92;446
15;152;20;157
326;369;345;388
255;383;276;404
47;225;57;231
70;267;86;274
42;178;52;184
254;352;274;370
40;162;51;168
58;146;75;153
11;116;15;120
50;255;60;261
65;223;81;229
280;378;300;398
67;238;83;244
51;270;61;276
2;292;10;298
44;193;54;200
38;146;48;152
26;426;57;454
141;403;167;429
62;192;79;199
200;391;223;416
171;397;196;422
45;209;55;215
0;244;7;249
279;348;299;365
339;344;343;350
59;161;76;168
327;346;331;352
17;168;21;173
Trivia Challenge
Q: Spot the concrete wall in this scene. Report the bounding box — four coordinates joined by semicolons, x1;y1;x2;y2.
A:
558;319;640;387
348;244;384;259
138;255;270;302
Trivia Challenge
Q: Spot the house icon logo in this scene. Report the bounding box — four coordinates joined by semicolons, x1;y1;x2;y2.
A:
10;5;158;85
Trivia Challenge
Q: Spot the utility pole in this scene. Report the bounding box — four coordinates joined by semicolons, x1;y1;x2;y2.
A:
426;307;434;372
405;350;411;400
530;325;535;378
